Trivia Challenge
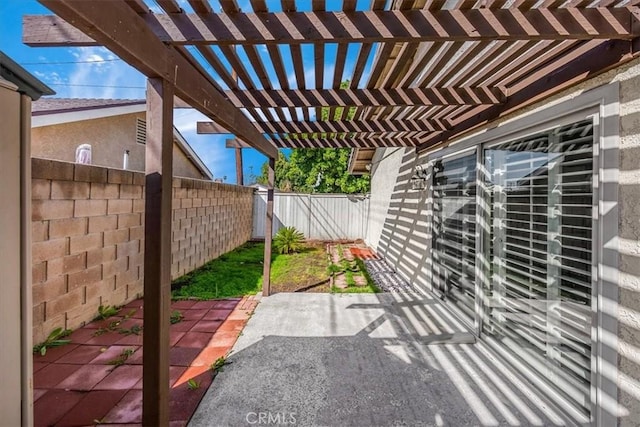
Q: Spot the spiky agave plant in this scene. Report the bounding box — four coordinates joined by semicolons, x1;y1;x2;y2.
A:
273;226;305;254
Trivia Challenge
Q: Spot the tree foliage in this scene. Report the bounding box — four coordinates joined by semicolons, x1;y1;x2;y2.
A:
257;149;370;194
257;80;369;194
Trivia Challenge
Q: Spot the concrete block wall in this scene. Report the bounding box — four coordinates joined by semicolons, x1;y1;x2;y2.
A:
31;158;253;343
170;177;254;279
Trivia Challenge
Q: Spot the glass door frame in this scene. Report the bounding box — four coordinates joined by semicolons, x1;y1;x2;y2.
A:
422;82;620;426
426;146;479;331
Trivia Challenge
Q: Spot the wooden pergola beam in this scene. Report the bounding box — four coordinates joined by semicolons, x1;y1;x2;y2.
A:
218;132;419;148
225;138;251;148
24;7;640;46
198;121;429;146
224;87;505;108
35;0;277;159
199;118;440;134
416;38;639;152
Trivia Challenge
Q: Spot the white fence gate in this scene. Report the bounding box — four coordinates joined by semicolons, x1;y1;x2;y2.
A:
252;192;370;240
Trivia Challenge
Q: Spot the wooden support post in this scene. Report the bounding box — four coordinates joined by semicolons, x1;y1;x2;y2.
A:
262;156;275;296
235;147;243;185
143;78;173;427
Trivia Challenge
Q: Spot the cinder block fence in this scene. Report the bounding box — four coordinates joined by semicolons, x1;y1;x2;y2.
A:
31;158;253;343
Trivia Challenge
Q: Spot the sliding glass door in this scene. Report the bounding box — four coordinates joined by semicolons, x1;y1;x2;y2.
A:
431;151;477;326
430;119;595;416
482;120;594;414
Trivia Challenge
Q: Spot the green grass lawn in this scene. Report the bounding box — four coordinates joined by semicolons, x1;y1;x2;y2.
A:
172;242;266;299
171;241;379;299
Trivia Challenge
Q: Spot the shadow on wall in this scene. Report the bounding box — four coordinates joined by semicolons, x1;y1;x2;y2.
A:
371;100;640;424
615;98;640;425
376;150;434;293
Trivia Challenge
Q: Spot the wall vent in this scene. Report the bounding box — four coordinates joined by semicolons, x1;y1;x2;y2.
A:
136;118;146;145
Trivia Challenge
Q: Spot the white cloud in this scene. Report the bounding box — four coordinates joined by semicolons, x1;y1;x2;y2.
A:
66;47;145;99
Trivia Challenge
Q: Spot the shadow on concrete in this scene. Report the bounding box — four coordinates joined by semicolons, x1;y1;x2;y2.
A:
189;292;587;426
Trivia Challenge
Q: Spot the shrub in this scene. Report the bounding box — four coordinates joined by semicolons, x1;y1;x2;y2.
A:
273;226;305;254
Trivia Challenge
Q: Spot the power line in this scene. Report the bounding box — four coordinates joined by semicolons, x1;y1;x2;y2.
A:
20;58;123;65
47;83;145;89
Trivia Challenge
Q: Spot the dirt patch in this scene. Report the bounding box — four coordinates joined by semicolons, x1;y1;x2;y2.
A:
270;243;331;293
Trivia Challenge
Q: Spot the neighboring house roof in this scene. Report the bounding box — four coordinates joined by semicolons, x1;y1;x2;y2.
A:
32;97;146;127
0;51;55;100
31;97;213;180
32;97;144;114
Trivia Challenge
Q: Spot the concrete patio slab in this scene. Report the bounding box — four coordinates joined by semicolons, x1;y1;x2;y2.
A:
190;292;587;426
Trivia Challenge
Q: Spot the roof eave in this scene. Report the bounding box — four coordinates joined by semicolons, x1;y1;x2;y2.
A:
0;51;55;100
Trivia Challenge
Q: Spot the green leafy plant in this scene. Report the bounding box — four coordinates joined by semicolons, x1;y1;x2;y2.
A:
93;319;122;337
118;324;143;336
170;310;184;324
93;309;140;336
273;226;305;254
33;327;72;356
96;305;120;320
354;258;379;292
327;263;342;275
211;356;230;374
187;378;200;390
93;328;109;337
107;348;136;367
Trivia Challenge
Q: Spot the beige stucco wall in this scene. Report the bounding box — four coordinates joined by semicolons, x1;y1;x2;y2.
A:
31;112;207;179
0;78;25;427
367;57;640;425
172;142;208;180
0;81;34;426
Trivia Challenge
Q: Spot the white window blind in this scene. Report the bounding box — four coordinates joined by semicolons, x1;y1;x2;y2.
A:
483;119;594;415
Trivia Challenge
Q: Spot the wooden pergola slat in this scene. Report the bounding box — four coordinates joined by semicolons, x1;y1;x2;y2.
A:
223;87;505;108
251;117;447;133
270;136;422;148
416;37;638;151
24;7;640;47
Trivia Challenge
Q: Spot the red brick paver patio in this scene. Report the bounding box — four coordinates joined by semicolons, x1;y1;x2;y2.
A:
33;295;259;427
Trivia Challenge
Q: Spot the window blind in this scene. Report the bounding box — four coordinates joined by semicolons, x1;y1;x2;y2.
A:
483;119;594;414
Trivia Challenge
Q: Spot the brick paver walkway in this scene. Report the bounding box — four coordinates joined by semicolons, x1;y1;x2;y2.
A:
33;295;259;427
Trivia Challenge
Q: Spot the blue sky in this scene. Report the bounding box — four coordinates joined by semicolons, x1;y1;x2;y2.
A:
1;0;375;183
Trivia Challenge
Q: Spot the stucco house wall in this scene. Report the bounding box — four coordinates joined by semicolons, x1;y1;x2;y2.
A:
366;57;640;425
31;110;209;180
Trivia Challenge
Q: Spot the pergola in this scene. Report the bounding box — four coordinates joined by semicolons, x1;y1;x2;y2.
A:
24;0;640;424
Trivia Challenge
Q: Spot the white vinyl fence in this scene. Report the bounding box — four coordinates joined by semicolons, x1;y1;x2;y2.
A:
252;192;370;240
